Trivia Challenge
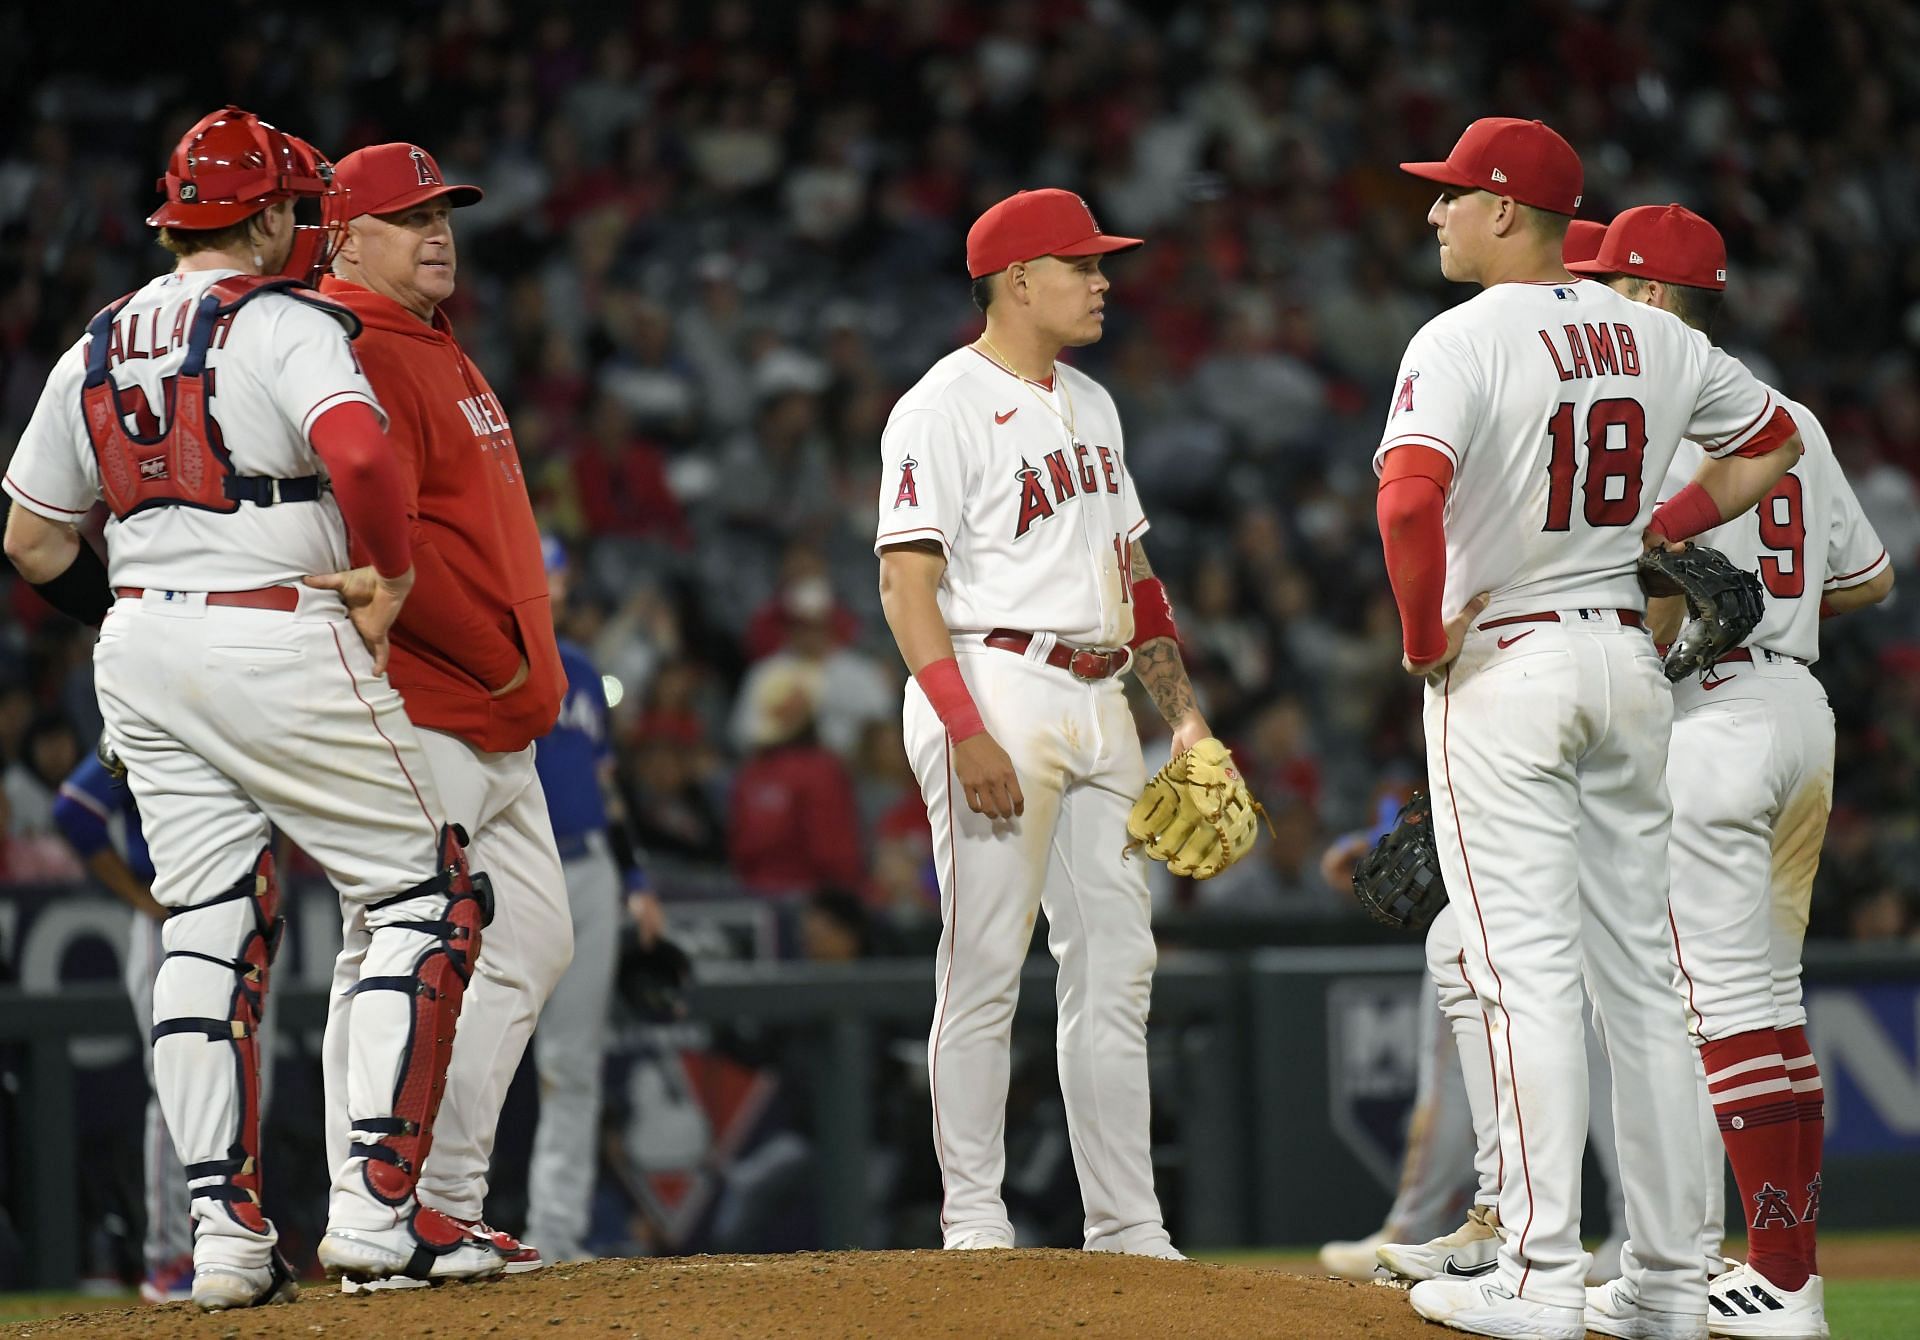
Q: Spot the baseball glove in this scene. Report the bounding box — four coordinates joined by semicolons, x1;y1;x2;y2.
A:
1350;791;1448;932
617;931;693;1023
1125;737;1269;880
1636;542;1765;681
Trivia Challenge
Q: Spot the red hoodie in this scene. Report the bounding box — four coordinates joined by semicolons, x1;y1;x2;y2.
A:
320;277;563;753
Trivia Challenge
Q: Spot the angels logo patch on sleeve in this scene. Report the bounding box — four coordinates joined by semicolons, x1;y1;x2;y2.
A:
892;455;920;509
1392;370;1420;417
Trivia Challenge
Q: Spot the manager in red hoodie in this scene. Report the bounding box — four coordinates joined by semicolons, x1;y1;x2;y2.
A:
313;143;569;1274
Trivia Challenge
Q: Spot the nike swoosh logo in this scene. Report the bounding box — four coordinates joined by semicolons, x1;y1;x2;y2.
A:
994;409;1018;425
1496;631;1534;649
1441;1258;1499;1279
1701;673;1734;691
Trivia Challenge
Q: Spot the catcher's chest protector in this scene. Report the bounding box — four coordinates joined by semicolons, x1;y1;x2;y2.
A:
81;276;326;519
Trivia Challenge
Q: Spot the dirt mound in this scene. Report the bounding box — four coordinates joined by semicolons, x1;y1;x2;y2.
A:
4;1251;1444;1339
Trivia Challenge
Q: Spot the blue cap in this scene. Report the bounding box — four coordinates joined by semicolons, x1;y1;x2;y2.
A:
540;535;569;576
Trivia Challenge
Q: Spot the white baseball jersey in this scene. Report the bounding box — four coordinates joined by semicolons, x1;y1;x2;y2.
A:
874;348;1145;647
4;268;382;591
1659;390;1888;664
1374;279;1783;623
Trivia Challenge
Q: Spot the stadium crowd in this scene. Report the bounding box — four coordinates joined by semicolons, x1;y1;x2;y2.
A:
3;0;1919;944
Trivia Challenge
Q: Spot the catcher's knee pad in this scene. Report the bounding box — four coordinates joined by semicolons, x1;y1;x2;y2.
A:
151;846;284;1233
348;825;493;1206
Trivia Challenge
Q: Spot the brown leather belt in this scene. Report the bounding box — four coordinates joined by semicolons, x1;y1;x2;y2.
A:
1479;608;1645;631
114;585;300;612
985;628;1130;680
1714;647;1806;667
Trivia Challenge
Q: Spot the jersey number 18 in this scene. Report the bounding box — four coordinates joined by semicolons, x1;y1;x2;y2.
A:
1543;397;1647;531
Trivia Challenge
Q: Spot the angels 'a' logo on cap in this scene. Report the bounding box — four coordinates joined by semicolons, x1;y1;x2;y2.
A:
1489;167;1508;183
1079;194;1103;235
1629;250;1645;265
410;146;442;187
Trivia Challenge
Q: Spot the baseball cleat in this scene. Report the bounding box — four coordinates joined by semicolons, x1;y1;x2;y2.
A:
945;1230;1014;1250
1706;1263;1827;1338
1408;1276;1584;1339
1378;1205;1502;1282
190;1250;299;1312
451;1218;545;1273
1319;1229;1393;1280
1586;1278;1708;1339
320;1206;506;1286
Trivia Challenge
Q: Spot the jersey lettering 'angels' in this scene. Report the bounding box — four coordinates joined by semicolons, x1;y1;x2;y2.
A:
877;347;1145;648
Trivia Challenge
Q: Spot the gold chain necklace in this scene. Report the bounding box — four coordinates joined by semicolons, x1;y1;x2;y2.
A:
976;335;1078;442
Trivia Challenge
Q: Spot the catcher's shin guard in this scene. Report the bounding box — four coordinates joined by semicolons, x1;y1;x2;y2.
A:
151;847;284;1235
346;825;493;1207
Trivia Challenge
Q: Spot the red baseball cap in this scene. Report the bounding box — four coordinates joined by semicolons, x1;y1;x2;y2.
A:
1562;219;1607;267
966;189;1143;279
1401;117;1583;217
332;143;482;221
1565;203;1727;291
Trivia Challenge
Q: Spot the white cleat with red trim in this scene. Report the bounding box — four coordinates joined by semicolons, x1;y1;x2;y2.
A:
1408;1276;1585;1340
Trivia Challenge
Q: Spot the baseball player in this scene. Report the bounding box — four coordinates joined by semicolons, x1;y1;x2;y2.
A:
1365;220;1630;1291
316;141;569;1278
1;106;502;1309
1571;205;1893;1340
525;536;660;1263
50;751;192;1301
876;188;1202;1258
1379;118;1803;1339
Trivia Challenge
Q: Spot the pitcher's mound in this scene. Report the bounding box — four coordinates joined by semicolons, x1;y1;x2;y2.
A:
8;1250;1447;1338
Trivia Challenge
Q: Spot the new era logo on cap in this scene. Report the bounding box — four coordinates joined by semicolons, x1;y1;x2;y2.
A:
1490;168;1507;183
1629;251;1645;265
1716;268;1728;281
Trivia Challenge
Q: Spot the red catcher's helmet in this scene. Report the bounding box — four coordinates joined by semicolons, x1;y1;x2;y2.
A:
149;105;345;282
148;105;333;229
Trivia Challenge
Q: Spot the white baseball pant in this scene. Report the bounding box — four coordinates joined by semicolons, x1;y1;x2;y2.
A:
95;588;456;1268
1666;655;1834;1266
1424;613;1704;1314
903;639;1170;1255
324;729;572;1222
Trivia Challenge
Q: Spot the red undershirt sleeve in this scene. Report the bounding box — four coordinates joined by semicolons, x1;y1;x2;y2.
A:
308;401;411;578
1377;445;1455;664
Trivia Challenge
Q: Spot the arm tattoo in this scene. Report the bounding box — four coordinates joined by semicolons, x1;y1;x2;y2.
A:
1133;636;1197;727
1125;543;1196;725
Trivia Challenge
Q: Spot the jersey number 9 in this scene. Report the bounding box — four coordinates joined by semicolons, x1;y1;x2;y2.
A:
1756;473;1805;598
1543;397;1648;531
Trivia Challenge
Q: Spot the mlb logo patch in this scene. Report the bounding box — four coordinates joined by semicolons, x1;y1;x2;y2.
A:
1552;286;1579;301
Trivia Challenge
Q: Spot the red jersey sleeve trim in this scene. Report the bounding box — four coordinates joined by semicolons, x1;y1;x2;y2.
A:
875;525;950;557
3;474;91;518
1376;433;1461;475
299;389;384;440
1826;550;1890;588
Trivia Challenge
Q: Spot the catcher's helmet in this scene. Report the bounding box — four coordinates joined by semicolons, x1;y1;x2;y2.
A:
148;105;335;229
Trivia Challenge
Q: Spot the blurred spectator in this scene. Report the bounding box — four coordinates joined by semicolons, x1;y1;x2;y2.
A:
728;661;865;896
730;572;893;758
5;714;78;837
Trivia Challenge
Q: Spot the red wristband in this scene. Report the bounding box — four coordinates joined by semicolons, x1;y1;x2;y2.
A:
916;657;985;743
1648;482;1722;544
1127;576;1179;650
